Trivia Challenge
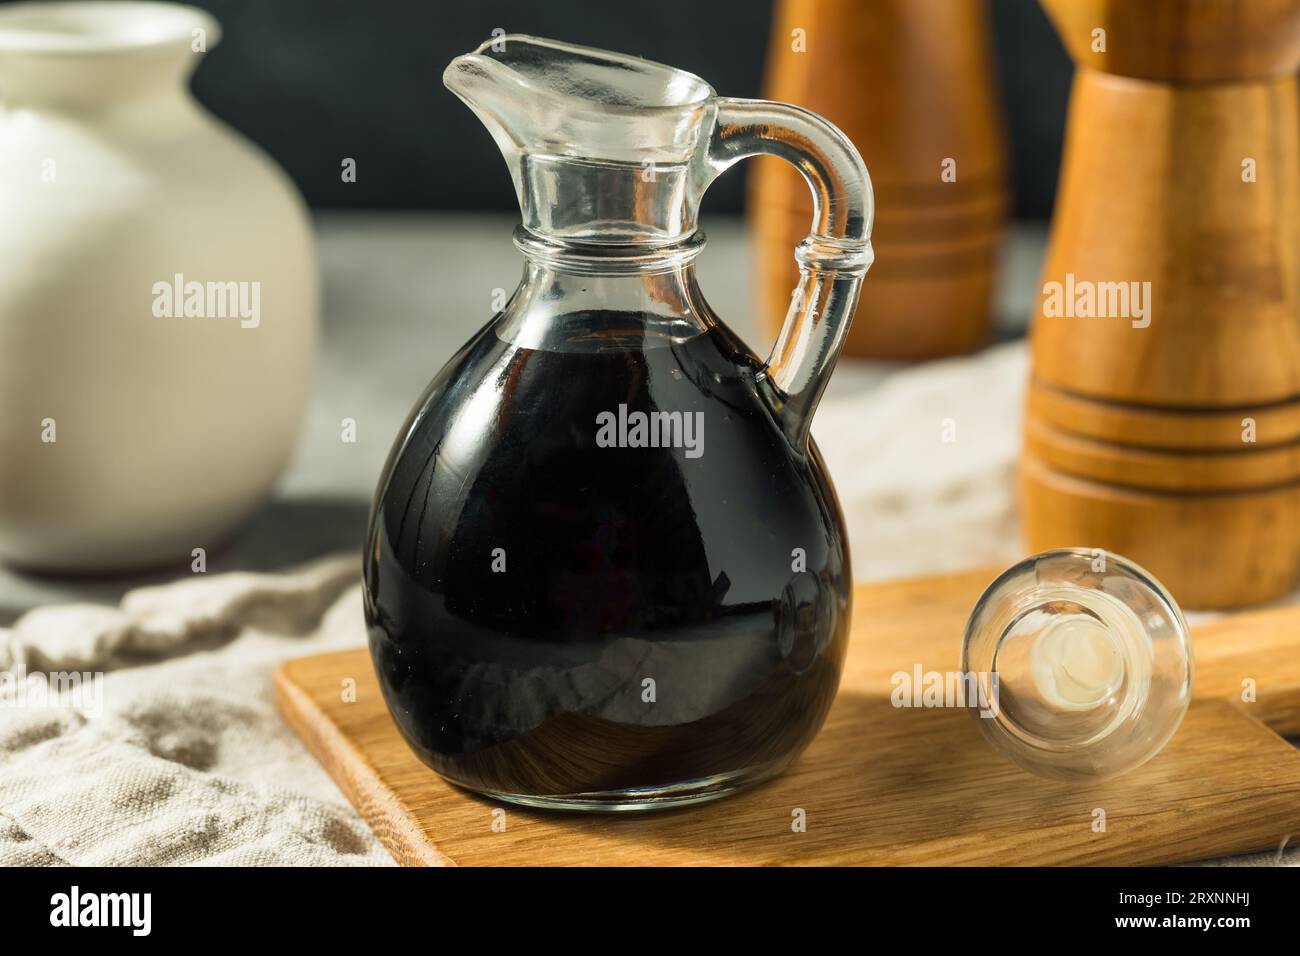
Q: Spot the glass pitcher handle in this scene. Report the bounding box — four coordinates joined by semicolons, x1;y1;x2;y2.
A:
707;97;874;447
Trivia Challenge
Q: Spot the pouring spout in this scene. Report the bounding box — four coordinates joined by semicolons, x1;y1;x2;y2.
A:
444;35;718;244
441;47;532;198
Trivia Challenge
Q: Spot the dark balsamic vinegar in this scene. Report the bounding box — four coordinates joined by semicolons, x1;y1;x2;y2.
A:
363;311;850;803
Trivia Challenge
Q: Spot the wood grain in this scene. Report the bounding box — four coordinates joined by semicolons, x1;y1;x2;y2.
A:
276;567;1300;866
1030;71;1300;407
1027;380;1300;451
1023;416;1300;491
750;0;1007;359
1019;452;1300;610
1022;0;1300;607
1040;0;1300;82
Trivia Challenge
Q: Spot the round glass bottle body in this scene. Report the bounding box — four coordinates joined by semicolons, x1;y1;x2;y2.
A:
364;264;851;810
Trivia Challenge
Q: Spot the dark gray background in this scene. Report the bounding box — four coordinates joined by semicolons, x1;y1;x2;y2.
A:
183;0;1072;217
17;0;1076;217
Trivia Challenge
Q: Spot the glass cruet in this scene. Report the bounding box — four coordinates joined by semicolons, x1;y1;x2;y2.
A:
363;35;874;810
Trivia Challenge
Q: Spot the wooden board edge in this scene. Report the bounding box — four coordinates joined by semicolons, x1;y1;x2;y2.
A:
868;792;1300;866
1225;688;1300;741
875;704;1300;866
273;658;454;867
275;655;1300;866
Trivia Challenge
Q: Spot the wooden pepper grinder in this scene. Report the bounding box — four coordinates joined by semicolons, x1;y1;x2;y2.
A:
750;0;1008;359
1021;0;1300;608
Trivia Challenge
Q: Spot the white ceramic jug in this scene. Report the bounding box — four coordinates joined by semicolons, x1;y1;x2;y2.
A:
0;2;318;572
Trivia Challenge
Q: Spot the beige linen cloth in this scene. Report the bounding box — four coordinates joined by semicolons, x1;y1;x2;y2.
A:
0;558;392;865
1;342;1291;865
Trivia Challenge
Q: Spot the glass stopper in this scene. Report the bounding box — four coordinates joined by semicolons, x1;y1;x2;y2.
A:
961;548;1194;780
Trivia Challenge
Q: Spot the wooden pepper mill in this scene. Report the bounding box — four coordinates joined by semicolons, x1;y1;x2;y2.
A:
750;0;1008;359
1021;0;1300;608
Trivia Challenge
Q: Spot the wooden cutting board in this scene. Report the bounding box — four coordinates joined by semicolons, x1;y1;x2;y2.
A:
275;567;1300;866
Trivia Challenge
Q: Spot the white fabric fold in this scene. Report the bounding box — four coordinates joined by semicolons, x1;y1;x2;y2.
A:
0;556;395;866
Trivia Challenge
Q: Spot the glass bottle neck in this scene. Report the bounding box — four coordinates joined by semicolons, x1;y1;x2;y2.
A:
517;155;700;244
495;236;714;353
